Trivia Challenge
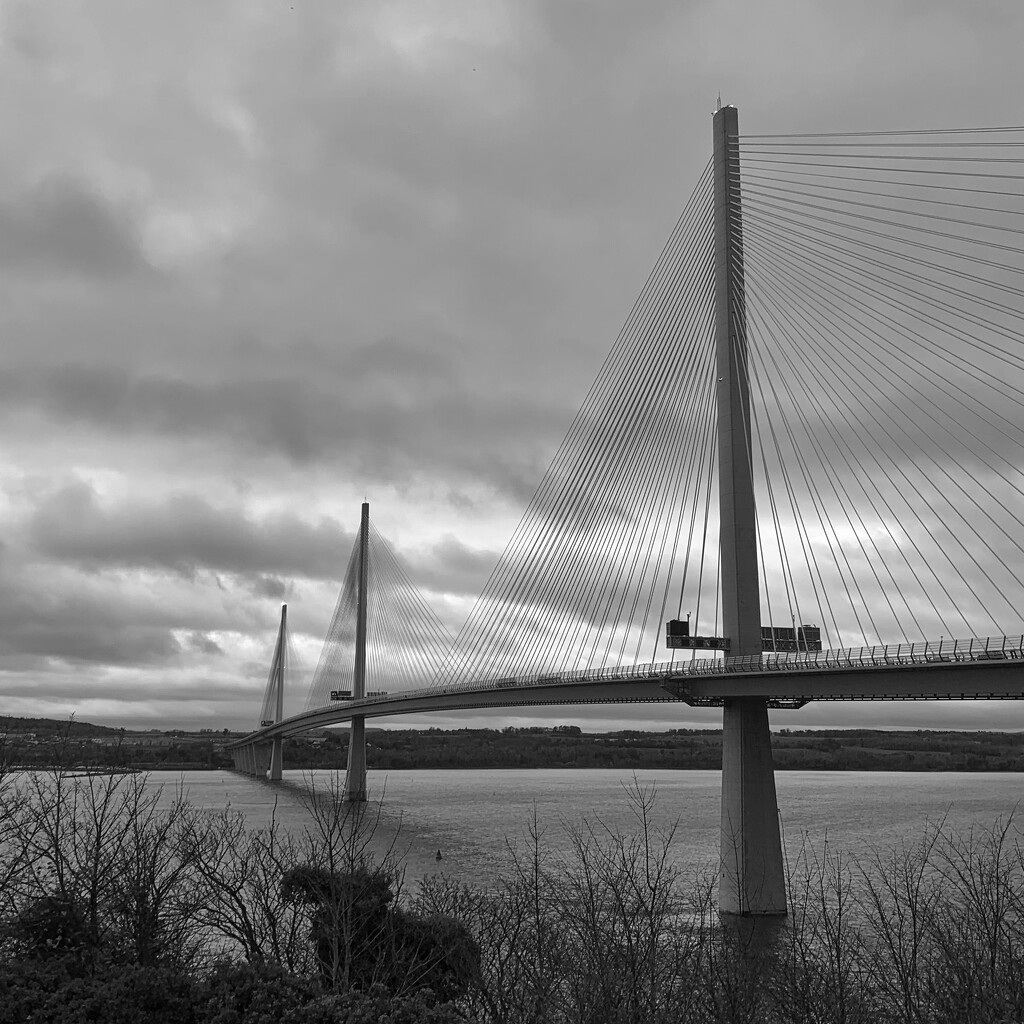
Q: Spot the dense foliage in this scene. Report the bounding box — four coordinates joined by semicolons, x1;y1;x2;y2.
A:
2;752;1024;1022
361;725;1024;771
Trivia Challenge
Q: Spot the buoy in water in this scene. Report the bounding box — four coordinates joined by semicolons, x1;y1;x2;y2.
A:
435;849;443;862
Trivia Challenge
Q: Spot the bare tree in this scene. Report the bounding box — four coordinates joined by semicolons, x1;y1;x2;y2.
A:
185;803;314;971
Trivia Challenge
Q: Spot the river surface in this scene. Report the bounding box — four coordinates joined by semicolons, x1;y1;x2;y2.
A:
148;768;1024;892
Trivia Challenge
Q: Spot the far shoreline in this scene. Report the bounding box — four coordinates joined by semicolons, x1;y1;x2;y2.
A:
7;721;1024;773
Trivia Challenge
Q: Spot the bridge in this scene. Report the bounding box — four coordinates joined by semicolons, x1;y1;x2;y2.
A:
227;105;1024;918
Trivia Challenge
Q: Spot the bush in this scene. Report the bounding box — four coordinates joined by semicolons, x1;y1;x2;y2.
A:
196;961;315;1024
278;986;467;1024
281;863;479;999
0;962;198;1024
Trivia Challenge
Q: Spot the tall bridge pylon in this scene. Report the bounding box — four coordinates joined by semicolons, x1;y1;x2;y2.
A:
345;501;370;802
265;604;287;781
229;500;458;793
231;603;287;778
713;104;787;917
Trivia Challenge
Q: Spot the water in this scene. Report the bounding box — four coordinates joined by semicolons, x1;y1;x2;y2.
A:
149;768;1024;891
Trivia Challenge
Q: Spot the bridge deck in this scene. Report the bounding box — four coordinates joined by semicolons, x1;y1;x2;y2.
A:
226;636;1024;749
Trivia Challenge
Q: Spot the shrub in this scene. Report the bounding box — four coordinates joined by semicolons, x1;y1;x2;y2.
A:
0;962;197;1024
196;961;315;1024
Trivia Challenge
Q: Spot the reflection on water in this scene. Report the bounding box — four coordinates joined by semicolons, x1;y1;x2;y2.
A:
147;768;1024;892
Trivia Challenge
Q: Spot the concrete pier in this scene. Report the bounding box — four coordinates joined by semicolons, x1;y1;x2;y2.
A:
720;698;787;914
269;736;283;781
344;715;367;802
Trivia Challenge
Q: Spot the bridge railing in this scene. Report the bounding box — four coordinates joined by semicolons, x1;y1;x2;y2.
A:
713;634;1024;675
332;635;1024;709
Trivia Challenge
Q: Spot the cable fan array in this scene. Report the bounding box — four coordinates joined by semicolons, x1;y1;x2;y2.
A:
734;125;1024;647
429;165;723;690
303;522;455;711
299;122;1024;704
257;613;288;726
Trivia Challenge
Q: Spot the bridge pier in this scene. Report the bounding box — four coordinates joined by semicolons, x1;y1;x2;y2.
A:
344;715;367;802
720;698;787;915
232;744;254;776
269;736;283;781
231;741;273;778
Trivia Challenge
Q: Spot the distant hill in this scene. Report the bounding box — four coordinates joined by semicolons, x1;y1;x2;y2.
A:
1;716;125;737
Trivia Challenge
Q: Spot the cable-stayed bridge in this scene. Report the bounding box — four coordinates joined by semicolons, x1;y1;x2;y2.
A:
227;106;1024;917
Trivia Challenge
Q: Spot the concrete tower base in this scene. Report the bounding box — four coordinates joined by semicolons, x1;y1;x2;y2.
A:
269;736;283;781
719;697;787;916
344;715;367;802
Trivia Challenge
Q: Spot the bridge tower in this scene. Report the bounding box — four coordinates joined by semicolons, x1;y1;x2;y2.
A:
343;501;370;802
268;605;286;781
713;104;787;916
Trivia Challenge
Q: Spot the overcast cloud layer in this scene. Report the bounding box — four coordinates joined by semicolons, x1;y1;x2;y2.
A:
2;0;1024;732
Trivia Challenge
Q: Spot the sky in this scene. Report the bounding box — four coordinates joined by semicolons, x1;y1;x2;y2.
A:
2;0;1024;733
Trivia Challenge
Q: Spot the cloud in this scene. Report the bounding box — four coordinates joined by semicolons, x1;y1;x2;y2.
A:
28;480;352;581
0;347;567;500
402;533;503;595
0;583;182;668
188;631;226;657
0;177;148;277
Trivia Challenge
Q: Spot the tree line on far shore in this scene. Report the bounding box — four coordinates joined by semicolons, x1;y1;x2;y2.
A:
5;717;1024;772
355;725;1024;772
